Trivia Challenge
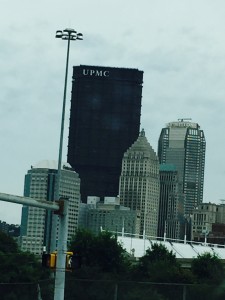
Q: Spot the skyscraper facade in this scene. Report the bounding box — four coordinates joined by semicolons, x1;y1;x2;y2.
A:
158;120;206;215
119;129;160;237
20;160;80;255
78;196;141;236
158;164;184;240
67;65;143;202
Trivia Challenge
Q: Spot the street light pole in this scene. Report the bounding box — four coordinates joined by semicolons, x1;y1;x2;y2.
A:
55;28;83;193
184;220;187;244
164;219;167;242
143;208;157;254
50;28;83;253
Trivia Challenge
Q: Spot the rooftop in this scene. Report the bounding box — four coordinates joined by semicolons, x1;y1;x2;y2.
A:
117;236;225;260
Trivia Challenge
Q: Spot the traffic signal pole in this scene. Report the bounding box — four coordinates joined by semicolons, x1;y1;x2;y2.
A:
0;192;68;300
0;192;59;211
54;199;68;300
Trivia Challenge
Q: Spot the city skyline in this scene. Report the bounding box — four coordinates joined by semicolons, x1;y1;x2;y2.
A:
1;1;225;224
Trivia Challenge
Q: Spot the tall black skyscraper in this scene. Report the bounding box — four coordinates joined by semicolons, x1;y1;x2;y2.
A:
68;65;143;202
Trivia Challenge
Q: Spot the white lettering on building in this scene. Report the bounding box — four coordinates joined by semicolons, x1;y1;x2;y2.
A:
167;122;198;129
82;69;110;77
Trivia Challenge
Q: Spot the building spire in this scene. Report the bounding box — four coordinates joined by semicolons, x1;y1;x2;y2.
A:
140;128;145;137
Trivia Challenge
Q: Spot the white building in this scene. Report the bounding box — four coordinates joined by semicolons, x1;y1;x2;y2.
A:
20;160;80;255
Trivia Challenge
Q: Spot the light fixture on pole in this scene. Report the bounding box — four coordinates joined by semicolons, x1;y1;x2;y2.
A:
55;28;83;208
51;28;83;252
53;28;83;300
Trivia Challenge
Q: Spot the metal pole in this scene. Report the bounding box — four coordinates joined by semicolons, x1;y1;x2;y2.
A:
204;232;207;246
122;217;125;237
114;283;118;300
143;206;147;254
57;35;71;191
183;285;187;300
164;220;167;242
54;200;69;300
184;221;187;244
50;35;71;253
143;221;146;255
0;193;59;211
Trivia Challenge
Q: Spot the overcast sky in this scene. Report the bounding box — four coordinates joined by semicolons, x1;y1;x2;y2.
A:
1;0;225;224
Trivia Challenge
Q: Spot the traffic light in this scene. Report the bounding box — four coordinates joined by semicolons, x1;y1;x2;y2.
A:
54;199;65;215
42;251;81;270
66;251;73;269
42;253;57;268
66;252;81;270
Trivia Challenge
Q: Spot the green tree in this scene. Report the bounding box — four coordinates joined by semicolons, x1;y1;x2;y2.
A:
135;243;187;283
0;231;51;300
191;252;225;284
93;230;128;273
0;231;18;253
68;229;128;274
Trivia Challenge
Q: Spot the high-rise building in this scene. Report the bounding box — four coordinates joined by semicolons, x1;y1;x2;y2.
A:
20;160;80;255
158;164;185;240
67;65;143;202
158;119;206;215
119;129;160;237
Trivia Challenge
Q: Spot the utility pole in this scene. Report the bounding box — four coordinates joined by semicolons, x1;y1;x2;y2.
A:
0;192;68;300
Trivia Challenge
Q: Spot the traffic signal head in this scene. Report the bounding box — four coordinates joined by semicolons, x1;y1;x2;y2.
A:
66;253;81;270
42;253;56;268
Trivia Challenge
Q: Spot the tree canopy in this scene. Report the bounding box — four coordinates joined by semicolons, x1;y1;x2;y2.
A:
68;229;129;274
134;243;189;283
191;252;225;284
0;231;51;300
0;231;18;253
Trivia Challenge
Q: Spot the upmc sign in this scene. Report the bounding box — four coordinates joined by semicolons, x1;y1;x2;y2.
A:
82;68;110;77
73;65;143;83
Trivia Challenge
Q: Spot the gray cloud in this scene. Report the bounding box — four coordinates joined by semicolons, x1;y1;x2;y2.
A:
1;0;225;223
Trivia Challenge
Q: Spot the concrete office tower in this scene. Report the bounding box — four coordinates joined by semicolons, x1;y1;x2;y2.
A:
158;120;206;215
158;164;185;240
68;65;143;202
20;160;80;255
78;196;141;236
119;129;160;237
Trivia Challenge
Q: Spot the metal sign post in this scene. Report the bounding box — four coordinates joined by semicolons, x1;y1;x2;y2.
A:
0;192;68;300
53;199;68;300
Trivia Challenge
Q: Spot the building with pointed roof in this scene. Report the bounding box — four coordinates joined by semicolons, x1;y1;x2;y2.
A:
119;129;160;237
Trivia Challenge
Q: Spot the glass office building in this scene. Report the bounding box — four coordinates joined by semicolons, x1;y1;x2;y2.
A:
158;164;185;240
158;120;206;215
68;65;143;202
